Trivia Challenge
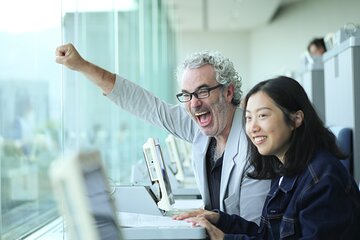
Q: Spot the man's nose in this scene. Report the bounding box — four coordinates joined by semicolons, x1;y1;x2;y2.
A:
190;95;202;108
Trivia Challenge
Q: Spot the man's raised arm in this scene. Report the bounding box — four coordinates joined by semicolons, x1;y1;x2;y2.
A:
55;43;116;94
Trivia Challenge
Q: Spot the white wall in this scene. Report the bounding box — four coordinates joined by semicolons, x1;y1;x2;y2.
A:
250;0;360;88
177;0;360;94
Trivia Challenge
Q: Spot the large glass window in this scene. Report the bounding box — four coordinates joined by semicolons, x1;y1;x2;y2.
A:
0;0;63;238
0;0;176;238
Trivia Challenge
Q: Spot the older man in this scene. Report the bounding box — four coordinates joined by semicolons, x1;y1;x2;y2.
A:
55;44;270;224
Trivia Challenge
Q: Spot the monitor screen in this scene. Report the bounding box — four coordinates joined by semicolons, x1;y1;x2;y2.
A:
82;165;120;240
50;151;122;240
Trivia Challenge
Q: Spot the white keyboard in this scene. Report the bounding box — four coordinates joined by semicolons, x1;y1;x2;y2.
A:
117;212;193;228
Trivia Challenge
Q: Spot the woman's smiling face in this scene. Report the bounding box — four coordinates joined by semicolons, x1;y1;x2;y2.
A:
245;91;295;163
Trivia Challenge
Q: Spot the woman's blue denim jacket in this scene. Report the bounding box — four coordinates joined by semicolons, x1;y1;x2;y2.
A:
216;150;360;239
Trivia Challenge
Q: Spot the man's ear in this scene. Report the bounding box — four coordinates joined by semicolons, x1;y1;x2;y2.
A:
226;83;235;102
293;110;304;129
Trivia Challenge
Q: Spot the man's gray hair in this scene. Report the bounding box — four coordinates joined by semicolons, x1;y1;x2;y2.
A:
177;51;242;106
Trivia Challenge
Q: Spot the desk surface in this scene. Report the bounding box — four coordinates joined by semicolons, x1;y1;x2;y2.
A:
24;215;207;240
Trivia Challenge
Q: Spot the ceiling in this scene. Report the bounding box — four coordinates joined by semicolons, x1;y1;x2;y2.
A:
163;0;304;32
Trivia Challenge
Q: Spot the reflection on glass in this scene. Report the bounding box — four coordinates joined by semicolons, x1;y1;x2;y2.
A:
0;0;176;239
0;0;62;238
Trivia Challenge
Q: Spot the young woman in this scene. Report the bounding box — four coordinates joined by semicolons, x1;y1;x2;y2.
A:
174;76;360;239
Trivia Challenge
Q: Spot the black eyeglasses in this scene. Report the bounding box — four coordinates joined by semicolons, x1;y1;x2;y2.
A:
176;84;223;103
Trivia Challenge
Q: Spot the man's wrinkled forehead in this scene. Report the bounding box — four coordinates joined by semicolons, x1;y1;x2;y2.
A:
180;65;217;91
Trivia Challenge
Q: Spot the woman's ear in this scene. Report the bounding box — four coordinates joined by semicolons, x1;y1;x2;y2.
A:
293;110;304;128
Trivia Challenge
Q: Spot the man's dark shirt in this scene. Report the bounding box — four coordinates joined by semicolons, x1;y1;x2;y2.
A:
205;138;224;210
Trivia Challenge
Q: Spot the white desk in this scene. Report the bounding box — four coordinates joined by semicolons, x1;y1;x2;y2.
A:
24;218;65;240
25;186;205;239
114;185;203;216
24;215;206;240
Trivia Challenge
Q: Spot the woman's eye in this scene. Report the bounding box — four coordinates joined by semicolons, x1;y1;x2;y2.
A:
258;114;267;119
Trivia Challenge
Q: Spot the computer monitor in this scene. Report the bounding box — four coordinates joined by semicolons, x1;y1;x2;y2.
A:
143;138;175;211
49;151;123;240
165;134;193;175
180;139;192;169
165;134;186;182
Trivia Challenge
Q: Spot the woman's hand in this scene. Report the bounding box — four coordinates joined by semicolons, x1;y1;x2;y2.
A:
173;210;223;240
173;209;220;225
189;216;224;240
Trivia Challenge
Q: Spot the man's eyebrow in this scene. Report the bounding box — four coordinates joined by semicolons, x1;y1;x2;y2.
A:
181;84;211;92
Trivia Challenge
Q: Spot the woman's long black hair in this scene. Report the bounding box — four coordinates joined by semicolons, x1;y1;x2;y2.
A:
243;76;346;179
